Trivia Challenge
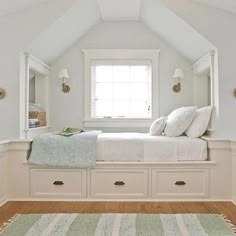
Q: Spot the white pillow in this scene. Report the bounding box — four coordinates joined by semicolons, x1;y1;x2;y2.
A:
164;106;197;137
185;106;212;138
149;117;167;136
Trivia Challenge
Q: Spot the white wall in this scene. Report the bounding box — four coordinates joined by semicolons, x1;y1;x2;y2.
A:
0;0;78;140
162;0;236;139
49;21;194;132
161;0;236;204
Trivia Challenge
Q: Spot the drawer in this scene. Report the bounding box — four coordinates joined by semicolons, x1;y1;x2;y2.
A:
30;169;86;198
151;169;209;198
90;169;148;198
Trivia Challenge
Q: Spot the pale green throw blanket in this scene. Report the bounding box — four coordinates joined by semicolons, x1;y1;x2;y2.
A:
29;131;101;168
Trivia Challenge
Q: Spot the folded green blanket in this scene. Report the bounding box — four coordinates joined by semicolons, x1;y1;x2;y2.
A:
55;127;84;137
29;131;101;168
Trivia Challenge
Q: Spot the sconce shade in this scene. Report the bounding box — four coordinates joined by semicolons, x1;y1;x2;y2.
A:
59;69;70;79
173;69;184;79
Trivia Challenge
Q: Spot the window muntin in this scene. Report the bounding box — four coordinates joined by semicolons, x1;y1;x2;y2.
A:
91;60;152;119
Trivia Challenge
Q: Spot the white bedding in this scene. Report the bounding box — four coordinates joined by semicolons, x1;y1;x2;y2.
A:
97;133;207;162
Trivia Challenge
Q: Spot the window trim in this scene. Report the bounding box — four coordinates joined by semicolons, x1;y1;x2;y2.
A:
83;49;160;128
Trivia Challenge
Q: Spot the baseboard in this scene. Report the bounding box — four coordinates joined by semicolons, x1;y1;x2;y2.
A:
0;196;7;207
7;197;234;202
232;196;236;206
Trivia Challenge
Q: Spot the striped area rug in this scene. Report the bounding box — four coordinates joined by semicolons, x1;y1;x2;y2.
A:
0;213;235;236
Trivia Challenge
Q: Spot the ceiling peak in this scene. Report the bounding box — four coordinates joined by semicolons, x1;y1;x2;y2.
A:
97;0;141;21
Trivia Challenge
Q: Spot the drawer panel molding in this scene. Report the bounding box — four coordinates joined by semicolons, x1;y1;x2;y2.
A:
151;169;209;198
90;168;148;199
30;169;87;198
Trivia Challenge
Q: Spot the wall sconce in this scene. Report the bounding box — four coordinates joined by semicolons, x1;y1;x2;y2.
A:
59;69;70;93
0;88;6;99
173;68;184;93
233;88;236;98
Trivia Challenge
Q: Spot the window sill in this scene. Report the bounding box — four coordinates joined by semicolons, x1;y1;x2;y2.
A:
84;118;152;128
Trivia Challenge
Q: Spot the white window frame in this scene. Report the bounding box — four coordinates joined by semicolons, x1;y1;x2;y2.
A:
83;49;160;128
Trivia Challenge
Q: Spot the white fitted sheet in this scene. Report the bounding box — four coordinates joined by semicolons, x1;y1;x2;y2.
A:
97;133;207;162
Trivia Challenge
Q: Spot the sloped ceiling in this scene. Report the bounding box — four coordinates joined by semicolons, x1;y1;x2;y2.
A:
140;0;214;62
98;0;140;20
27;0;101;64
191;0;236;14
0;0;49;16
26;0;214;64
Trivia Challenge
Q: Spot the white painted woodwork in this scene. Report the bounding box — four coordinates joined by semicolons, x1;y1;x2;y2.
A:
83;49;159;128
193;52;212;74
202;136;232;199
2;137;233;202
192;51;216;131
0;143;8;206
20;53;50;139
30;169;86;198
231;140;236;204
151;169;209;198
89;168;148;198
8;141;31;199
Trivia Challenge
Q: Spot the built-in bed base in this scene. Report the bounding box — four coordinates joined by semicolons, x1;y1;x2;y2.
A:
0;137;233;205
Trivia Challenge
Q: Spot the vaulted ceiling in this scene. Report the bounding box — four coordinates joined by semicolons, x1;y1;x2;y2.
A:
191;0;236;14
1;0;236;18
1;0;218;64
0;0;49;16
98;0;140;20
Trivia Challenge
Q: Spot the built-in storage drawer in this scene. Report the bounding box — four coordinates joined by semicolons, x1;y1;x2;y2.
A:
151;169;209;198
30;169;86;198
90;168;148;198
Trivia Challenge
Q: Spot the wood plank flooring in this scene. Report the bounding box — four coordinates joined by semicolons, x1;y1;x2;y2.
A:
1;201;236;227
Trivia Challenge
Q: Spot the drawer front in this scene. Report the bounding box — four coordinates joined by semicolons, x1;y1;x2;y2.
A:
30;169;86;198
90;169;148;198
152;169;209;198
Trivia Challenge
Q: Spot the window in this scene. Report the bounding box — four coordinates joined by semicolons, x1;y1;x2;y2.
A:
83;50;159;128
91;61;152;119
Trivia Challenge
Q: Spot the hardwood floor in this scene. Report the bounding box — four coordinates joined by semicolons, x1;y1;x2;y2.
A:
1;201;236;227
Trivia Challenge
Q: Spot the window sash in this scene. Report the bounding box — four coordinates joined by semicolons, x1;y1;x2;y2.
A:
91;62;152;119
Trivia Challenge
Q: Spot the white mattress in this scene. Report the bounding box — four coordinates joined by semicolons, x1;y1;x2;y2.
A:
97;133;207;162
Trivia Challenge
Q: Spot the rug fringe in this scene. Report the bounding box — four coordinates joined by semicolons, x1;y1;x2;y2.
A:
0;214;20;233
221;214;236;234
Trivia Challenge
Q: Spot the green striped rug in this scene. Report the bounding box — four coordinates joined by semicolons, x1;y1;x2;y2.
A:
0;213;235;236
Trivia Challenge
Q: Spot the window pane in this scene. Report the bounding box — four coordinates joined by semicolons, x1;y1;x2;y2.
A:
130;66;150;82
96;66;112;82
113;83;130;101
113;66;129;82
95;100;112;117
112;101;129;117
130;83;148;101
92;62;152;118
95;83;112;100
130;101;149;117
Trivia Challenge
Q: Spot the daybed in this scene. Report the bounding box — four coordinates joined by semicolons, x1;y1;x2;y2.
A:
1;134;232;204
